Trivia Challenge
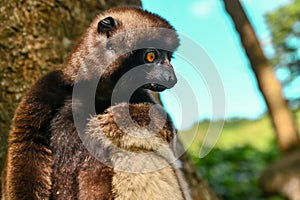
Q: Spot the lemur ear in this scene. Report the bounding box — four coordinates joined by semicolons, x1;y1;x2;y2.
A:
97;17;118;35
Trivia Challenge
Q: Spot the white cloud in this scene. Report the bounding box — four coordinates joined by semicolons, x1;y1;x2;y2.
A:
190;1;215;18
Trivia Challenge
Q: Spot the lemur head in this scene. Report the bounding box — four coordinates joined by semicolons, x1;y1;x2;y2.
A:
63;7;179;92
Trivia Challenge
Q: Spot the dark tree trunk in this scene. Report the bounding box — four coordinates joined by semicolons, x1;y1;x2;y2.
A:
0;1;219;199
180;151;220;200
223;0;299;153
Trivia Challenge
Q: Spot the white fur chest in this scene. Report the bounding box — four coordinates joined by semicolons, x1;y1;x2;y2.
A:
111;151;186;200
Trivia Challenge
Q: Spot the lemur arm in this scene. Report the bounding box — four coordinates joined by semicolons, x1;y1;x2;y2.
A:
2;70;72;200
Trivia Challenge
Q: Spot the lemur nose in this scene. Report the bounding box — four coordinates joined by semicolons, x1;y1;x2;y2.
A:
168;73;177;88
162;65;177;88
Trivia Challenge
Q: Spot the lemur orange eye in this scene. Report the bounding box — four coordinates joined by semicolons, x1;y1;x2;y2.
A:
146;52;156;63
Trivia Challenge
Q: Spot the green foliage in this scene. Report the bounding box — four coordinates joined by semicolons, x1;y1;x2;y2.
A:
180;110;300;199
194;144;282;200
179;114;276;157
266;0;300;103
266;0;300;47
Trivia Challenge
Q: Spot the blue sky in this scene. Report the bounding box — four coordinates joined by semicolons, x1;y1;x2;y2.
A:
141;0;294;129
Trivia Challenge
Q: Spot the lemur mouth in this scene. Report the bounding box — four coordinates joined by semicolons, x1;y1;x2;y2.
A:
143;83;167;92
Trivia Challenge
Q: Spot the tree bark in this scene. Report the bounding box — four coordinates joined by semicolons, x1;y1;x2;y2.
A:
259;148;300;199
223;0;299;153
0;1;219;199
180;149;220;200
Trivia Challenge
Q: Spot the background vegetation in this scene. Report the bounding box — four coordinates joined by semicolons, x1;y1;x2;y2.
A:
180;109;300;200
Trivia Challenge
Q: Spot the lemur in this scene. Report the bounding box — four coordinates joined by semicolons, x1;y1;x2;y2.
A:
2;7;190;200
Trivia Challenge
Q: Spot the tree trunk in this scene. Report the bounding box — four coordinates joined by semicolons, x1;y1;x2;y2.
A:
0;1;218;199
223;0;299;153
180;148;220;200
223;1;300;199
259;148;300;199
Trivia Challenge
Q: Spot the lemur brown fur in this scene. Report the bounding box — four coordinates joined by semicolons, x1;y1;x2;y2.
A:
1;7;189;200
86;103;191;199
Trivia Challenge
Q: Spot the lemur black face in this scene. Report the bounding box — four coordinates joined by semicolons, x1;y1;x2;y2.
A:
124;48;177;92
141;48;177;92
